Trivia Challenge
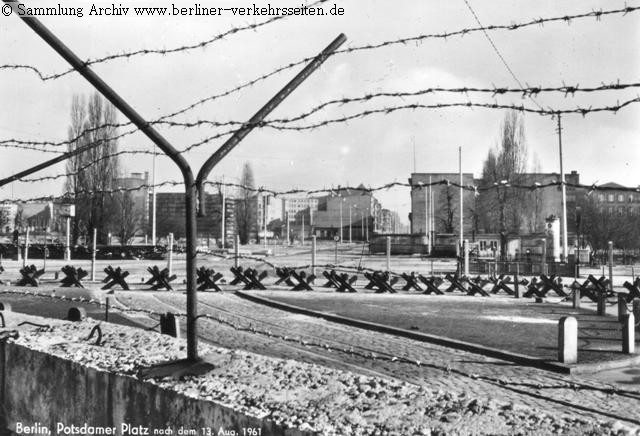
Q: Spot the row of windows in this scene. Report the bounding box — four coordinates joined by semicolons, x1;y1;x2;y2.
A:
598;193;638;203
606;207;640;216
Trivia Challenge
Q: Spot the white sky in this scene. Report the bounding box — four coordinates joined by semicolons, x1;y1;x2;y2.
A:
1;0;639;224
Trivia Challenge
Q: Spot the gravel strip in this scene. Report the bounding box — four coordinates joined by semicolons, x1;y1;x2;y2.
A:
8;321;635;435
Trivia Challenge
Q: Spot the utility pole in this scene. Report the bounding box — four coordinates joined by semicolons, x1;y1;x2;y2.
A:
339;197;343;243
459;146;463;253
557;114;569;262
349;206;352;243
221;175;226;249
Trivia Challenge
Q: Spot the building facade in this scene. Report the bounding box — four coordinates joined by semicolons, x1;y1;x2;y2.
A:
151;191;236;246
408;170;582;257
312;185;382;241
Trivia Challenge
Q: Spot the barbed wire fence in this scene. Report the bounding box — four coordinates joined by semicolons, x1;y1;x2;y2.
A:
2;1;640;360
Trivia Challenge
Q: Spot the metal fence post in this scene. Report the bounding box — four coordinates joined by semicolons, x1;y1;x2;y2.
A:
167;233;174;277
386;236;391;271
23;227;29;268
311;235;317;276
234;234;240;268
463;239;469;276
91;228;97;281
608;241;614;292
514;262;520;298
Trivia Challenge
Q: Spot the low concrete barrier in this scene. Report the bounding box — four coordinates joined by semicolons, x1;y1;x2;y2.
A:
0;341;312;436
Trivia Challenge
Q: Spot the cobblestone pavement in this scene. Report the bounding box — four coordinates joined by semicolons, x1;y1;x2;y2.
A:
114;291;640;429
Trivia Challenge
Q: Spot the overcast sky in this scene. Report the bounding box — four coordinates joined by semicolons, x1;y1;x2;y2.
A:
1;0;639;223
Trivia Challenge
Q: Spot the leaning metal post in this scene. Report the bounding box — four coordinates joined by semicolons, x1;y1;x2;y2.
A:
195;33;347;214
6;4;347;365
7;6;200;361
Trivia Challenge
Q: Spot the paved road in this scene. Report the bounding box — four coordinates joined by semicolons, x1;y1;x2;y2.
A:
3;279;640;429
112;290;640;428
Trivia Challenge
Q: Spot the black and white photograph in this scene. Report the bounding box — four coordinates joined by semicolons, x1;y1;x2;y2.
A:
1;0;640;434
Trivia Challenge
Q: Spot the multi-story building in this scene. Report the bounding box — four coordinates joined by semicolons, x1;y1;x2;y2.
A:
151;191;235;246
595;183;640;216
312;185;381;241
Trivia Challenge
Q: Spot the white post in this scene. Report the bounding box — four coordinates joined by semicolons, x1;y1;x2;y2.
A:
23;227;29;267
311;235;317;276
65;217;71;261
301;213;305;245
91;228;97;281
558;316;578;364
167;232;174;276
623;313;635;354
386;236;391;271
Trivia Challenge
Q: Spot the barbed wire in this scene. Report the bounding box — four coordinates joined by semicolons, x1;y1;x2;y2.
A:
3;91;640;157
3;178;640;205
3;4;637;86
0;0;333;81
1;4;638;155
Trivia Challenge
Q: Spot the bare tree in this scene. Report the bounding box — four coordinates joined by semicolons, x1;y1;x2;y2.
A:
438;185;456;233
109;191;143;245
64;92;120;244
480;110;527;258
235;163;256;245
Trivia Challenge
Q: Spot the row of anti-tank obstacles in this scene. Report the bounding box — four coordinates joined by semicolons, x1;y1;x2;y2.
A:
2;264;640;305
2;263;639;364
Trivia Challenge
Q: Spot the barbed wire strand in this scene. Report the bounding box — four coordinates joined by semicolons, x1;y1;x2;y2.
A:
3;177;640;206
0;0;331;81
3;94;640;157
2;4;637;86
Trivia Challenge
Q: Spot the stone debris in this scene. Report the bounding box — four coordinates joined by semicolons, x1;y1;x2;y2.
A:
10;320;639;436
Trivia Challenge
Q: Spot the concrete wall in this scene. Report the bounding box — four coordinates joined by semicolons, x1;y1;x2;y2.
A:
0;342;313;436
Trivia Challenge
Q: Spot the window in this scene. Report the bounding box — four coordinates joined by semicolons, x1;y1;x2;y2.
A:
618;207;624;216
598;194;605;202
608;194;615;203
629;195;635;203
618;194;625;202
